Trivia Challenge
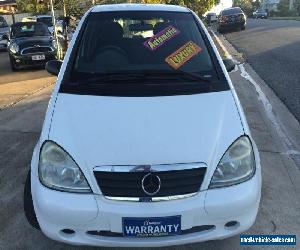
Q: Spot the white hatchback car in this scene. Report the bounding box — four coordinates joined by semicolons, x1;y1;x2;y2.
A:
24;4;261;247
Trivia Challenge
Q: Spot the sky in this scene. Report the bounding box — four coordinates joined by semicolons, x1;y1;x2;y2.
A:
208;0;233;14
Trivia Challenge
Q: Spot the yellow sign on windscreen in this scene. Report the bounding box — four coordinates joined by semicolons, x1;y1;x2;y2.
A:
165;41;202;69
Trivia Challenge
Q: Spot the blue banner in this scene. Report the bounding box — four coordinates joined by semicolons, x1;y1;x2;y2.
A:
240;234;296;245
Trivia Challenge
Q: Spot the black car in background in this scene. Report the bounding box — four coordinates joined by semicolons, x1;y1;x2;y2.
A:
6;22;56;70
253;9;268;19
217;7;246;33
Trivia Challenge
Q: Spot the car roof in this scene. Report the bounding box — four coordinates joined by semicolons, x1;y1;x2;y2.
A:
92;4;189;13
36;15;52;18
222;7;242;11
24;15;51;18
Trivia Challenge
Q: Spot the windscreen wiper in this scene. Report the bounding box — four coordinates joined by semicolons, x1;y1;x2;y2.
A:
171;70;214;83
76;73;146;84
135;70;214;83
74;70;214;85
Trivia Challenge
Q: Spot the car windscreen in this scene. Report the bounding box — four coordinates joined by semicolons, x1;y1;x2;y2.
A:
37;17;53;27
64;11;228;96
0;17;8;28
11;23;50;38
222;8;243;16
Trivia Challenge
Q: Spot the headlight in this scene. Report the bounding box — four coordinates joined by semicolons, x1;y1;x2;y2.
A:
209;136;255;189
39;141;91;193
9;43;19;53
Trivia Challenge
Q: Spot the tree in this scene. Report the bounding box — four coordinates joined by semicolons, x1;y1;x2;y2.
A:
17;0;219;17
277;0;297;15
16;0;48;14
183;0;218;15
295;0;300;14
233;0;253;16
252;0;261;11
96;0;219;15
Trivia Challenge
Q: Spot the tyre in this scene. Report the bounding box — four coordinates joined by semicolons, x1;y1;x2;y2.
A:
24;170;40;230
241;25;246;30
9;56;17;71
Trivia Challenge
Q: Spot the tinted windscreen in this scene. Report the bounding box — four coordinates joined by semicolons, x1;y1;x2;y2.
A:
11;22;50;38
72;12;216;79
222;8;243;15
64;11;228;96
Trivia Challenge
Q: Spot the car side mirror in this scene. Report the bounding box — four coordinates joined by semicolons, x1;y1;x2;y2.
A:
223;58;236;72
2;34;8;40
46;60;62;76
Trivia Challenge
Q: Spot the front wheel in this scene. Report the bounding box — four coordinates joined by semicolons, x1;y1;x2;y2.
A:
24;170;40;230
9;56;17;71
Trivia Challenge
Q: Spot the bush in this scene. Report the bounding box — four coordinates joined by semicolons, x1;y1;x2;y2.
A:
269;10;278;17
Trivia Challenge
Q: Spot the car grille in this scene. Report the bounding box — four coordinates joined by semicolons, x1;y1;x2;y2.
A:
94;165;206;199
21;46;53;55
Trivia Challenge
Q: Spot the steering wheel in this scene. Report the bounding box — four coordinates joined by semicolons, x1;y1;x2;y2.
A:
96;45;128;59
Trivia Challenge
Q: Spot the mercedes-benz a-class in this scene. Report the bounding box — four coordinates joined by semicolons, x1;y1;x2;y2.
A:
24;4;261;247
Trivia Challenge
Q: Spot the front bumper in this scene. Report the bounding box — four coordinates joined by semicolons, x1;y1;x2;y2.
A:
11;52;56;68
31;168;261;247
219;21;245;29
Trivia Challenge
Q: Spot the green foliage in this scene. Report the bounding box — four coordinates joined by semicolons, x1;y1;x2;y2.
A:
233;0;253;16
16;0;48;14
295;0;300;14
277;0;299;16
277;0;290;15
17;0;219;16
54;0;87;17
252;0;260;11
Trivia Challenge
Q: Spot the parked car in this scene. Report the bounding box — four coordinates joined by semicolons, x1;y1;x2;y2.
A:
6;22;56;70
206;12;217;24
0;16;9;50
253;9;268;19
22;15;54;33
24;4;261;247
217;7;246;33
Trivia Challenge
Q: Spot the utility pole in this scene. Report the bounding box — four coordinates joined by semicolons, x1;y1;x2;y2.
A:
49;0;60;59
62;0;68;58
289;0;294;10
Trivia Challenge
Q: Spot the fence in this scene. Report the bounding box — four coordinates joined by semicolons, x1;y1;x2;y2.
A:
1;11;64;26
1;13;30;25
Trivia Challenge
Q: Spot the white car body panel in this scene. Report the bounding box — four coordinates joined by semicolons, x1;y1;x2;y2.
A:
29;4;261;247
48;91;244;194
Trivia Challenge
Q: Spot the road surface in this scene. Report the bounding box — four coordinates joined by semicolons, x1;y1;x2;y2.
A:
224;18;300;122
0;51;50;85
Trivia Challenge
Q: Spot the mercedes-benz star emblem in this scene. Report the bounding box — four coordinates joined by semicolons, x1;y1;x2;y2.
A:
142;173;161;196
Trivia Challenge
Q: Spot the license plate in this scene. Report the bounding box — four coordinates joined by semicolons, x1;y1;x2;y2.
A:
123;216;181;237
32;54;45;61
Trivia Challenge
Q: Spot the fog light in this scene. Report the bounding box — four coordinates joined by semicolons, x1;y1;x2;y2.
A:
225;221;239;229
61;229;75;235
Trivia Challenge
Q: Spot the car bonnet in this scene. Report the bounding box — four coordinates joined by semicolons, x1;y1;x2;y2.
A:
48;90;244;173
